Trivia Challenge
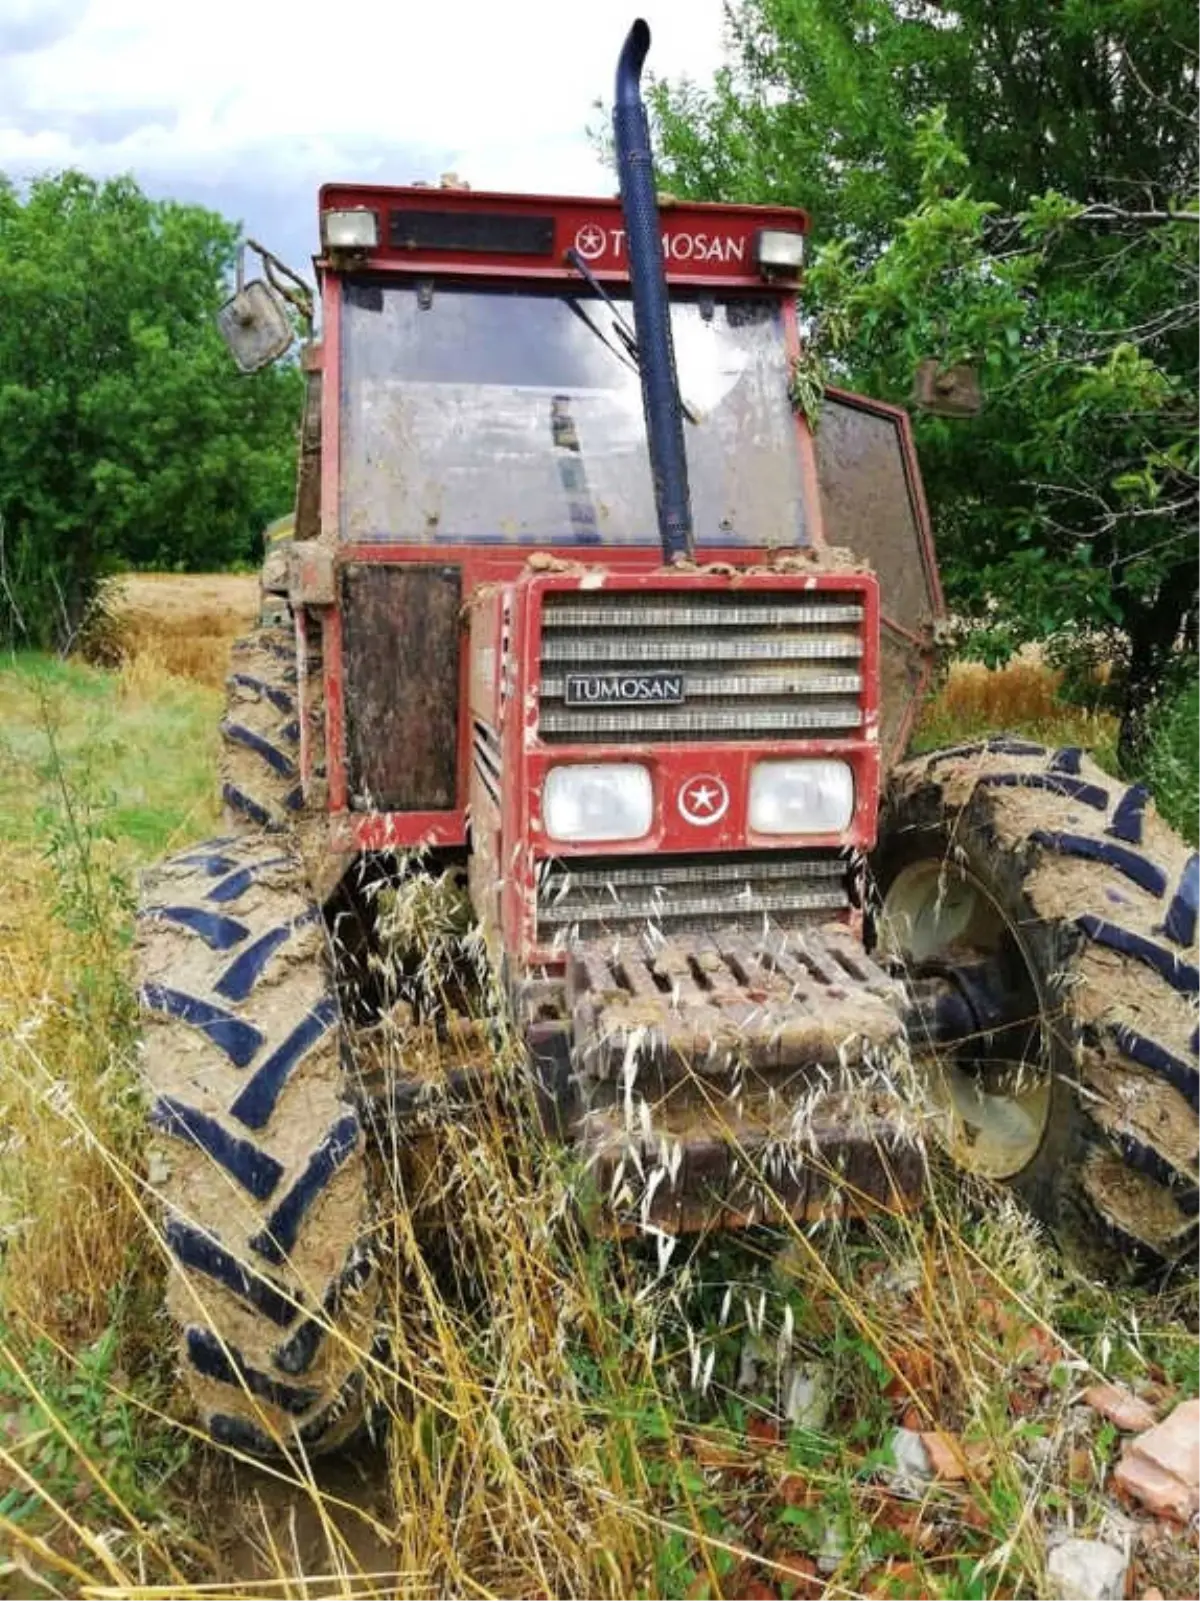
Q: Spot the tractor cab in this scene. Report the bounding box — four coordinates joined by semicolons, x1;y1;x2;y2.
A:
325;192;811;553
286;178;940;978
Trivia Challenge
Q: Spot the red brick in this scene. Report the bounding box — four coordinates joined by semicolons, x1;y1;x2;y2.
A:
1082;1383;1158;1433
1112;1398;1199;1522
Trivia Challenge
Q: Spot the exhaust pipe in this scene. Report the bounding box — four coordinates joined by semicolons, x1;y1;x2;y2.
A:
613;19;694;564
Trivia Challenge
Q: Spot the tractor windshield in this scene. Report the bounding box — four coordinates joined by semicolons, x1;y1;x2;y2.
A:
338;280;809;548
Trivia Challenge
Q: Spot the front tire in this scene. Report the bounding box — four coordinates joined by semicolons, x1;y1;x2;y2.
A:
136;833;380;1455
873;738;1197;1279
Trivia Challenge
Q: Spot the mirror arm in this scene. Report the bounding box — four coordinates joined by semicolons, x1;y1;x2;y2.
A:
248;237;315;335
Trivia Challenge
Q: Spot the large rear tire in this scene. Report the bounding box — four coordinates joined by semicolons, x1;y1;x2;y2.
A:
136;833;380;1455
220;627;303;834
873;738;1197;1279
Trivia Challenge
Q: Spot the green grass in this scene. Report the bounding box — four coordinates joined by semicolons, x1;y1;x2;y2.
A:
0;650;219;1594
0;652;221;856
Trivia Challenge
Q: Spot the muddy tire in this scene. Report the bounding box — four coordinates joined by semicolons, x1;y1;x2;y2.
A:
220;627;303;833
873;738;1197;1279
136;832;380;1455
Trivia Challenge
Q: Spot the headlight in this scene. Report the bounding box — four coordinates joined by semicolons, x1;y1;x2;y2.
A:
749;759;854;835
321;208;379;249
543;763;653;843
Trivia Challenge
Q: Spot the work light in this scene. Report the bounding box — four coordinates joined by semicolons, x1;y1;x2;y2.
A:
755;228;806;274
321;209;379;250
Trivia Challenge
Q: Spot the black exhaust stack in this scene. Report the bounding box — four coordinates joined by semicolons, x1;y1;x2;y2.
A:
613;19;694;564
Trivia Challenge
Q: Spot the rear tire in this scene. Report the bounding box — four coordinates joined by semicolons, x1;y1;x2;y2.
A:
873;738;1197;1279
220;627;303;833
136;833;380;1455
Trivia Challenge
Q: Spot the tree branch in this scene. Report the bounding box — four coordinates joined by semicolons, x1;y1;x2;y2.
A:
1074;201;1200;226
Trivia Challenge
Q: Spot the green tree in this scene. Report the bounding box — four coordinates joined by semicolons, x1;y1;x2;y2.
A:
653;0;1196;242
0;171;302;650
651;1;1198;755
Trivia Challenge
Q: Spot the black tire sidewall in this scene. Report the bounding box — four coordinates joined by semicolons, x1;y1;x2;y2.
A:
871;776;1126;1274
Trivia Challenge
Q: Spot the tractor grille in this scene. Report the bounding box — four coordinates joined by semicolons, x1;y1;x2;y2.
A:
536;850;851;945
538;590;866;742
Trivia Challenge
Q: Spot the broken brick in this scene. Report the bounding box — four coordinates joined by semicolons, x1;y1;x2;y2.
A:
1112;1398;1200;1523
726;1560;772;1599
1082;1383;1158;1434
864;1560;922;1598
1068;1446;1093;1485
779;1472;819;1509
692;1435;748;1471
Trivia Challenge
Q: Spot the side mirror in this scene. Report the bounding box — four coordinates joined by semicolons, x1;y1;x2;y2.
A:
216;241;314;372
912;359;982;418
217;278;293;373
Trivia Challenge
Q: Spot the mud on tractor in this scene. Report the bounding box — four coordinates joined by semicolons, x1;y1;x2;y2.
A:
135;21;1198;1456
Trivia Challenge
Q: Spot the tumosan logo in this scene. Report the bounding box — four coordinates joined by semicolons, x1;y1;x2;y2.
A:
564;671;685;707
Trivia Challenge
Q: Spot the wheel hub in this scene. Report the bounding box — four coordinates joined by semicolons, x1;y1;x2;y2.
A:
879;860;1052;1180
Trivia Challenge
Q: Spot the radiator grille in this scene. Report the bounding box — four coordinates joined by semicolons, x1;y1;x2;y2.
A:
538;590;866;741
536;850;851;944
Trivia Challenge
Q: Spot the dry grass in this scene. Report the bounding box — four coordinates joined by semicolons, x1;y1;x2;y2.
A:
107;573;259;688
0;655;219;1314
916;655;1119;769
0;579;1194;1599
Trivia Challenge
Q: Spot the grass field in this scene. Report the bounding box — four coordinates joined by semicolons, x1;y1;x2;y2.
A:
0;577;1195;1599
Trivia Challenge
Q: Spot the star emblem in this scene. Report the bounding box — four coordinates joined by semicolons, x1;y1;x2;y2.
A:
678;774;730;827
574;223;608;261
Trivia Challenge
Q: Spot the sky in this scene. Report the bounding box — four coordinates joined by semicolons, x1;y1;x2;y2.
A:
0;0;730;275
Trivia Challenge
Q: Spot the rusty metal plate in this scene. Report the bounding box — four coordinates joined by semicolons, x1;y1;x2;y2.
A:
340;563;461;810
577;1087;923;1234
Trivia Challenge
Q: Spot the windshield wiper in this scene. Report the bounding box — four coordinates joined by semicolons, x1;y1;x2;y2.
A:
565;246;700;424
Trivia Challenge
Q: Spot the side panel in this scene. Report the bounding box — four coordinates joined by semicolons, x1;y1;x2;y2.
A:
814;390;942;761
467;589;505;959
339;563;461;811
294;350;323;542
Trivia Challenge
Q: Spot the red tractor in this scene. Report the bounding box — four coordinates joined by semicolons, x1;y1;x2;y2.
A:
135;21;1198;1456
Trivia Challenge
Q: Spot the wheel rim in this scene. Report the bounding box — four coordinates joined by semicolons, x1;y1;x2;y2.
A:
878;859;1051;1180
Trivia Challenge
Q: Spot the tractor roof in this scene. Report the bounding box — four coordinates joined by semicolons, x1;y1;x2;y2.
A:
318;182;809;290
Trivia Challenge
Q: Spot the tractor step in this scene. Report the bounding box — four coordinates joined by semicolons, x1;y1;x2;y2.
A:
566;927;922;1233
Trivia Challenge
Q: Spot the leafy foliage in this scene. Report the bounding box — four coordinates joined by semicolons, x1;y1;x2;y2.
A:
651;1;1198;755
1135;667;1200;845
0;172;301;651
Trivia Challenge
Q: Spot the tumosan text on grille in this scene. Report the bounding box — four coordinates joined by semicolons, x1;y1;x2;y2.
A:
563;671;685;707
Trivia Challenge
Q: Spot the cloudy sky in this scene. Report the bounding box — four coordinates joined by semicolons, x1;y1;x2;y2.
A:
0;0;729;274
